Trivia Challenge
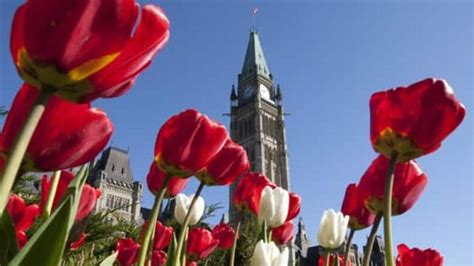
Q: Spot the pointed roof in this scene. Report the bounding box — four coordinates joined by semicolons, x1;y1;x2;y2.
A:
94;146;133;182
241;30;272;80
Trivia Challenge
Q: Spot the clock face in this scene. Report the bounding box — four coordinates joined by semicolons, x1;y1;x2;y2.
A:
243;85;255;98
259;84;272;102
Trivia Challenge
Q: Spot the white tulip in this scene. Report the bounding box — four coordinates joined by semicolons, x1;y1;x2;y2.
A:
317;209;349;249
258;186;289;228
250;240;289;266
174;193;205;226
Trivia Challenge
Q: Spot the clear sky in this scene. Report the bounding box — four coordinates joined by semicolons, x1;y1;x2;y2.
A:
0;0;472;265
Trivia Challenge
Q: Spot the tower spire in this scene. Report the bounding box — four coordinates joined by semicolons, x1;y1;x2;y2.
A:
241;30;272;81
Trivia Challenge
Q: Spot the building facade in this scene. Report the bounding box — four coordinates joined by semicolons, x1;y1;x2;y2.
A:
228;29;295;265
87;146;143;224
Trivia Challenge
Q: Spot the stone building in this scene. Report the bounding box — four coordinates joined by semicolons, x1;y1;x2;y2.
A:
87;146;143;224
228;29;295;265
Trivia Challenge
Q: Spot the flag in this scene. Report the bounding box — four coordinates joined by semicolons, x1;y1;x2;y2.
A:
253;7;259;16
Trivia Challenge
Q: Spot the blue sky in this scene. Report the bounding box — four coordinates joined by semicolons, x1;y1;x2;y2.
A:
0;0;472;264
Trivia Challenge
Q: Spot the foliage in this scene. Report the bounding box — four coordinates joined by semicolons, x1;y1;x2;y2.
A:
62;210;141;265
12;174;41;205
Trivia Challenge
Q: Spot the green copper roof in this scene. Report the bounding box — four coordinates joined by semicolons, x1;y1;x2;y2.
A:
241;30;271;80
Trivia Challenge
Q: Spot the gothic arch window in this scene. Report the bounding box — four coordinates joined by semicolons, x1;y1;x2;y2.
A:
121;168;125;175
112;164;115;172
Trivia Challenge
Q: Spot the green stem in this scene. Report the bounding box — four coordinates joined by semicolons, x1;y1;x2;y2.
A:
325;251;331;266
383;152;398;266
343;229;355;266
229;221;241;266
42;170;61;219
267;228;272;243
137;176;171;266
0;90;51;216
362;215;382;266
181;227;189;266
262;220;268;243
174;182;205;266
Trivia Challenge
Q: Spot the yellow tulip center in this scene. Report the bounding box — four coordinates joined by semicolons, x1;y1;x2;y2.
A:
16;48;119;101
373;128;423;162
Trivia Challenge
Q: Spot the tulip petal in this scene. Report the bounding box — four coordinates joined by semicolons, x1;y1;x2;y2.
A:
258;186;275;226
189;194;205;225
174;194;188;225
90;5;170;98
24;0;137;71
10;3;27;64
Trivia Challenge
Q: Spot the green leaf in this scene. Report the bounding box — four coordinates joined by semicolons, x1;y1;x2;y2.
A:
99;251;118;266
0;211;18;264
9;165;88;265
9;196;73;265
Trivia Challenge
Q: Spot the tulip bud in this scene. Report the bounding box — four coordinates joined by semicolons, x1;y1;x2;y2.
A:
69;233;87;251
286;192;301;222
146;162;189;198
6;194;40;249
341;183;375;230
152;221;173;251
115;238;140;266
258;186;289;228
195;140;249;186
174;193;205;226
186;227;219;262
317;209;349;249
40;171;101;221
232;172;275;215
154;109;229;178
212;223;237;249
250;240;289;266
318;254;347;266
151;250;167;266
396;244;444;266
272;221;294;245
357;155;428;216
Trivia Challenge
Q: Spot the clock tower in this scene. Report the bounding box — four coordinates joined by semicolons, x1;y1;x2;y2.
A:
229;29;291;221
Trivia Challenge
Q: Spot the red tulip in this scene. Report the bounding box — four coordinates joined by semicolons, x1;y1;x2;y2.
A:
186;262;197;266
146;162;189;198
272;221;294;245
186;227;219;262
40;171;102;221
196;140;249;186
318;254;349;266
358;155;428;216
6;194;40;249
6;194;40;232
0;84;113;172
370;78;465;162
16;230;28;249
233;172;275;214
211;223;237;249
151;250;167;266
116;238;140;266
150;221;173;251
11;0;169;103
341;183;376;230
70;233;87;251
396;244;444;266
154;109;229;178
286;192;301;222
